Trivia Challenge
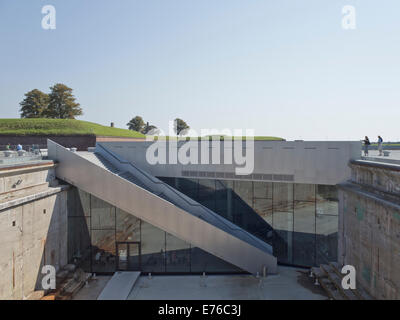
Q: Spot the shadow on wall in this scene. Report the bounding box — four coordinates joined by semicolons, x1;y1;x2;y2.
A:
32;192;68;295
66;188;92;272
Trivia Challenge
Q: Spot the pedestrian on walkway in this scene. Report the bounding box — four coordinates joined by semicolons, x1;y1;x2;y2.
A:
363;136;370;156
378;136;383;156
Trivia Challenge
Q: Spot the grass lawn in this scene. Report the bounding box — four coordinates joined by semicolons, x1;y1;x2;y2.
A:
0;118;145;138
0;119;283;140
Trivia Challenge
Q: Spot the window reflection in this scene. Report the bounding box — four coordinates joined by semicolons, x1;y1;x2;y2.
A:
140;221;166;273
70;179;338;272
165;233;191;272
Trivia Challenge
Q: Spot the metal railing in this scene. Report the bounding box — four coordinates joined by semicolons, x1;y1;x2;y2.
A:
0;144;46;165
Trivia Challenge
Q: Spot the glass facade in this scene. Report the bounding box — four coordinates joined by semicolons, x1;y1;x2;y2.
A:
67;188;241;274
159;178;339;267
67;179;338;274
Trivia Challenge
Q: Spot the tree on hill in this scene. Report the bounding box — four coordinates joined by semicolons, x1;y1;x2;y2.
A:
142;122;159;134
44;83;83;119
19;89;49;118
173;118;190;136
127;116;145;132
127;116;159;134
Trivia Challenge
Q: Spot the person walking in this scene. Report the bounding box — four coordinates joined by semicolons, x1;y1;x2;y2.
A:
378;136;383;156
363;136;370;156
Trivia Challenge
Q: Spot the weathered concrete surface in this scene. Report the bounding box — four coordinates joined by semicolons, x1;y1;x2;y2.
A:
338;160;400;299
0;162;69;300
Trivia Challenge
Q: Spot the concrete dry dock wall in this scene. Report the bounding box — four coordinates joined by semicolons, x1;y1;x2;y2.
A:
338;160;400;299
0;162;69;300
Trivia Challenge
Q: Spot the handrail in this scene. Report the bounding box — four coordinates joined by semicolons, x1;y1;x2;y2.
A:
96;143;273;253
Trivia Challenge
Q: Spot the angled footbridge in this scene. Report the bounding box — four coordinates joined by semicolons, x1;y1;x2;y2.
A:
48;140;277;274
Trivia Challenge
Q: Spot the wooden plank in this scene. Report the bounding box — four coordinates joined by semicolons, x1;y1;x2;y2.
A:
318;278;346;300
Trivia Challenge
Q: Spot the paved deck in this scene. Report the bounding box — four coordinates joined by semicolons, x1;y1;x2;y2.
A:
128;266;327;300
362;150;400;164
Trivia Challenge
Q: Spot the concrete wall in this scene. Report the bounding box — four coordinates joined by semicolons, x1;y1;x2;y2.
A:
98;140;361;185
0;162;69;300
338;160;400;299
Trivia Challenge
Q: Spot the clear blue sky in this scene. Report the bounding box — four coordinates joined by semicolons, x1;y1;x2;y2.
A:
1;0;399;141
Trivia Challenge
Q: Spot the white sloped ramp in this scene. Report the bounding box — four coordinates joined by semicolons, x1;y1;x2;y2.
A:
97;272;140;300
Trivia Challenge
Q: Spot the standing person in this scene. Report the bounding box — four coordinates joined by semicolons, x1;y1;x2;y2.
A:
5;143;10;150
16;144;22;151
363;136;370;156
378;136;383;156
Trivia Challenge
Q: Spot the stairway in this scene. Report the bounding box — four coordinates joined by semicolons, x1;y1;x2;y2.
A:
310;262;374;300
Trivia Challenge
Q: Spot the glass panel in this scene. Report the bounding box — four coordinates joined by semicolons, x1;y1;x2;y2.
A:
115;208;140;243
273;230;292;265
91;196;115;229
317;185;338;201
190;247;242;273
273;182;293;212
175;178;198;198
233;181;253;207
316;215;338;265
165;233;191;272
317;185;338;216
128;243;140;271
253;181;272;199
215;180;234;220
293;201;316;266
158;177;175;187
198;179;216;210
294;184;315;201
253;198;273;226
91;229;116;273
117;243;128;271
140;221;165;273
273;210;293;264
